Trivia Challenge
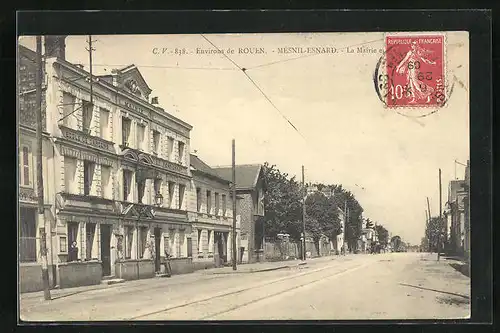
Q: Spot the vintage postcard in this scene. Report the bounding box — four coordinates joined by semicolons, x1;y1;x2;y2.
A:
18;32;470;321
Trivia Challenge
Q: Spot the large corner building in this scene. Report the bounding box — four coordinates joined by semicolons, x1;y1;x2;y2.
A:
18;36;241;292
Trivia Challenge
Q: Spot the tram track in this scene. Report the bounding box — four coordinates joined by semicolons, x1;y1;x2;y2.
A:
131;259;373;320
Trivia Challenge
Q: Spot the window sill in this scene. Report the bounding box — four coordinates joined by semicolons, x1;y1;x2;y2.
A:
19;262;41;266
60;260;102;266
119;258;153;263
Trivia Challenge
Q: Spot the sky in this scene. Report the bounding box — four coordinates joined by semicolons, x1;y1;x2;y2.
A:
19;32;469;244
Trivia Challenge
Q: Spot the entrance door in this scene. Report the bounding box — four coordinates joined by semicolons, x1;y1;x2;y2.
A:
100;224;111;276
154;227;161;272
216;232;224;263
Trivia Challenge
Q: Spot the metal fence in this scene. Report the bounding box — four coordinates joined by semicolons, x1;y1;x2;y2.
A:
264;240;300;261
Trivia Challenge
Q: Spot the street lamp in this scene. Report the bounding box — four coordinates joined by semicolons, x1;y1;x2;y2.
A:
154;192;164;207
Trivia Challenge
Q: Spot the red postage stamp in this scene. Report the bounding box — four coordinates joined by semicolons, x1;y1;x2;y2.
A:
385;35;445;108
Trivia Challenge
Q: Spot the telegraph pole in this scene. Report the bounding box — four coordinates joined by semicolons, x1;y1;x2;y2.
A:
426;197;432;252
36;36;51;301
344;199;347;254
86;35;95;106
438;168;443;261
232;140;237;271
425;209;429;252
301;166;306;261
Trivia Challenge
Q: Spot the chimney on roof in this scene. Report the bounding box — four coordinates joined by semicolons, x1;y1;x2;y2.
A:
151;96;159;105
44;36;67;60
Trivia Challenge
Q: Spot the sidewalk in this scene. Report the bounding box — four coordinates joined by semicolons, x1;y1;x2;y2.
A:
203;254;346;275
20;254;343;301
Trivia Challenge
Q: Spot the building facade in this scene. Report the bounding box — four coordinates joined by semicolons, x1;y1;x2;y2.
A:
447;179;467;256
463;160;470;261
189;154;241;269
19;37;196;291
334;207;346;254
18;43;56;292
213;165;265;263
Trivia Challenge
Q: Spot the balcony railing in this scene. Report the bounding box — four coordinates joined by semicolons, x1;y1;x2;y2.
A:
59;125;115;153
19;187;37;202
119;146;188;176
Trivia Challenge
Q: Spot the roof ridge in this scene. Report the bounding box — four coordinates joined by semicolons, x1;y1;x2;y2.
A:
213;164;262;168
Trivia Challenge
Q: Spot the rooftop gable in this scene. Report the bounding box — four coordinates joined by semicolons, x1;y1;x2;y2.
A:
190;154;230;184
111;64;153;101
212;164;264;190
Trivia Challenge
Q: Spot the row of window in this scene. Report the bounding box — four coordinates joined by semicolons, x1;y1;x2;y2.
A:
62;92;186;165
122;169;186;209
196;188;228;216
63;156;187;208
65;223;189;262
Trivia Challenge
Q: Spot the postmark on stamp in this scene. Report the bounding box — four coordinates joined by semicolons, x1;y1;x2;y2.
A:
374;34;450;116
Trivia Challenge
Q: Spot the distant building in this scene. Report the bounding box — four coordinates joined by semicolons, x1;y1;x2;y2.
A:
463;160;470;261
334;207;346;253
213;165;265;263
307;185;318;196
447;179;467;256
189;154;241;269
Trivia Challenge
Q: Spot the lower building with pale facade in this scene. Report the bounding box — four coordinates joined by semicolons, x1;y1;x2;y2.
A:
212;164;265;263
189;154;240;270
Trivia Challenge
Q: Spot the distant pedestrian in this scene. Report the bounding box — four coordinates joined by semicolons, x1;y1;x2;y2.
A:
164;249;172;277
69;241;78;262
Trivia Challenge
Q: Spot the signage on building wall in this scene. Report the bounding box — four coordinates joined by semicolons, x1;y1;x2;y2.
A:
119;97;190;138
121;99;148;116
151;155;187;175
60;145;114;166
61;126;114;152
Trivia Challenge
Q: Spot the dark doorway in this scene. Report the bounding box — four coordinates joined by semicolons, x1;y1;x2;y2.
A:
154;227;161;272
214;232;225;266
100;224;112;276
223;232;228;262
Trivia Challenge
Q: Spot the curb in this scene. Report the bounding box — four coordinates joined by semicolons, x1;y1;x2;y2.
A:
209;262;307;275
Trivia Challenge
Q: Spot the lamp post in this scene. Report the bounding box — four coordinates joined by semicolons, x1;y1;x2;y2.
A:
130;191;163;280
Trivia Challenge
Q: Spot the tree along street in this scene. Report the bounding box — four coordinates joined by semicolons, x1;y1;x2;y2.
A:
263;162;393;254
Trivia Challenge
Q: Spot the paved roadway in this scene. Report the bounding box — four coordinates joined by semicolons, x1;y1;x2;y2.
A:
20;252;470;321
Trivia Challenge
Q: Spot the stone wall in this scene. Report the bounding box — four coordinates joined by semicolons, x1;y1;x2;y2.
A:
167;257;194;275
116;260;155;280
19;263;56;293
57;261;102;288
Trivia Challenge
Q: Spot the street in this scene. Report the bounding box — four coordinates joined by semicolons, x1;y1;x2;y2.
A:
20;252;470;321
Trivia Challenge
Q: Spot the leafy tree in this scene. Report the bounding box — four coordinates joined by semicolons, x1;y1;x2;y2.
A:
263;163;303;241
374;224;389;245
263;163;364;254
305;191;341;254
425;216;444;252
420;237;429;252
391;235;402;252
